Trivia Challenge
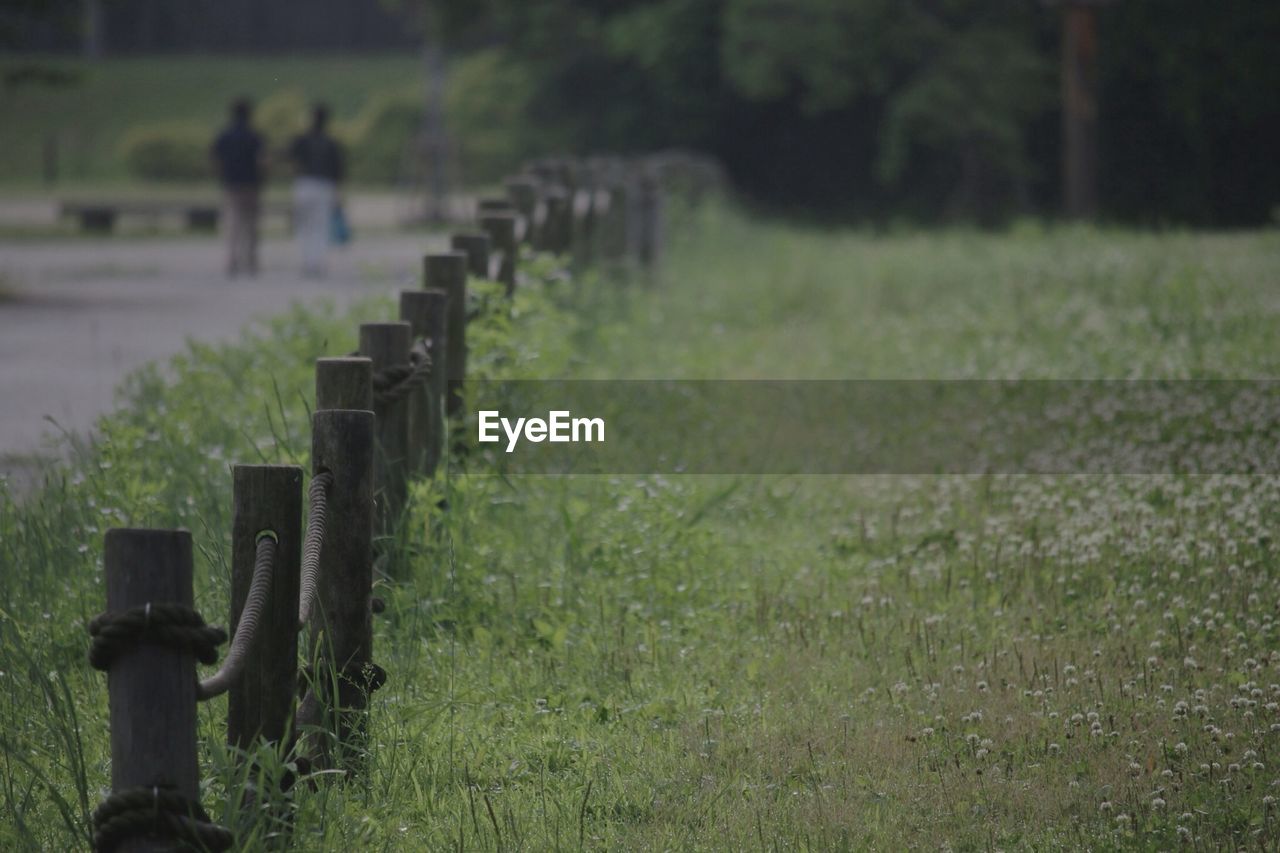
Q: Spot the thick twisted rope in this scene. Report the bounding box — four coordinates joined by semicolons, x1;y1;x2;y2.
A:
297;471;332;628
88;604;226;672
92;786;232;853
371;342;432;407
196;533;276;700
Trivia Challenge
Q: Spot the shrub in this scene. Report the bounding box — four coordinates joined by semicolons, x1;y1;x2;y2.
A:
445;49;550;184
340;49;553;187
256;87;310;156
344;89;421;185
118;121;211;182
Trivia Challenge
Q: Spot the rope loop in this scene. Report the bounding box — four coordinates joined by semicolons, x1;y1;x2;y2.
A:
88;603;226;672
91;785;232;852
297;471;333;628
196;533;276;700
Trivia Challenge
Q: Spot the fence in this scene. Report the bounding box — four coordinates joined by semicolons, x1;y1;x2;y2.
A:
83;151;720;852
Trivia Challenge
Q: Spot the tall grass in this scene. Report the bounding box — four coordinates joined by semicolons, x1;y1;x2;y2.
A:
3;206;1280;848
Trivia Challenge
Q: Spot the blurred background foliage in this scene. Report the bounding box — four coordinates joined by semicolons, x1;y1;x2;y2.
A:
3;0;1278;224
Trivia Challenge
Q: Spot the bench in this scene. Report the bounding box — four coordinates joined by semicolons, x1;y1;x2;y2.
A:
60;200;289;234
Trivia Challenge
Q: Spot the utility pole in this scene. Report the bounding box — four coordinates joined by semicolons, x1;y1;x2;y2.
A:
1053;0;1111;219
84;0;104;59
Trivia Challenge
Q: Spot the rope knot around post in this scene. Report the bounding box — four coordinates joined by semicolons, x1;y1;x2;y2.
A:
370;343;432;407
91;785;233;853
88;602;226;672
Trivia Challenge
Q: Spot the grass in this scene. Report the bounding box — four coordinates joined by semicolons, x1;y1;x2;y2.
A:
0;55;419;187
3;204;1280;849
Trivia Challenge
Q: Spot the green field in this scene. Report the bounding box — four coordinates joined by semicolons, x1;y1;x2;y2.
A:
3;207;1280;849
0;55;419;186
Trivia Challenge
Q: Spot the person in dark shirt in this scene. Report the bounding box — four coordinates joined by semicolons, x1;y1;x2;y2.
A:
288;104;345;277
210;98;266;277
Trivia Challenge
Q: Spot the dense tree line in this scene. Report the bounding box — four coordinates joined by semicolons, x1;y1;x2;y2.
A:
7;0;1278;224
471;0;1279;225
2;0;415;53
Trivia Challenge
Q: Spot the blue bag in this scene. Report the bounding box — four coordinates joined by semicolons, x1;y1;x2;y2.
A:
329;203;351;245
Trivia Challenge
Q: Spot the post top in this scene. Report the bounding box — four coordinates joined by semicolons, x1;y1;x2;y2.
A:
358;321;412;331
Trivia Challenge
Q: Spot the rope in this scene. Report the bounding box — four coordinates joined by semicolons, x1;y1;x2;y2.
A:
371;343;432;407
92;786;232;853
88;604;226;672
196;534;276;701
297;471;332;628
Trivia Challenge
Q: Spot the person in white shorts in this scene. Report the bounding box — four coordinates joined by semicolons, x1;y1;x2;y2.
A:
288;104;345;278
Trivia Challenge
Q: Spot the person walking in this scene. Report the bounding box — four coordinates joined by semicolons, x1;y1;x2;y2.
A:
211;98;266;277
288;104;345;278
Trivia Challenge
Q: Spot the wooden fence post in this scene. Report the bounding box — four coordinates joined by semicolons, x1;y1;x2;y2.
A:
599;180;628;262
504;176;539;244
571;182;596;266
638;164;665;270
477;197;515;217
479;212;518;297
539;187;571;255
450;232;490;279
228;465;302;750
424;252;468;418
300;409;376;773
103;528;200;852
316;357;373;412
359;322;412;530
398;290;448;477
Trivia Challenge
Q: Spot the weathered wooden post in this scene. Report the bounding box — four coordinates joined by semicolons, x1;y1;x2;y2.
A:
479;212;518;296
228;465;303;749
299;409;377;773
398;289;448;477
638;164;665;270
540;186;571;255
424;252;468;418
316;357;373;412
96;529;227;852
571;181;596;266
600;180;628;262
359;322;412;530
504;176;539;244
477;197;515;216
450;232;490;279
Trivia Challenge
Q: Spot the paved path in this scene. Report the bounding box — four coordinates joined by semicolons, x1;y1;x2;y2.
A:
0;232;441;487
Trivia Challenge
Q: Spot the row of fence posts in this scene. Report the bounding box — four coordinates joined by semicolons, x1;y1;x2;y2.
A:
85;150;722;851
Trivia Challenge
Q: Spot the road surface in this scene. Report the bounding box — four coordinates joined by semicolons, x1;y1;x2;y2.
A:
0;231;442;491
